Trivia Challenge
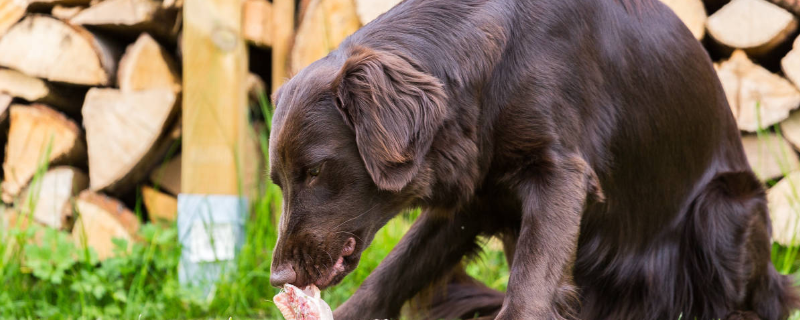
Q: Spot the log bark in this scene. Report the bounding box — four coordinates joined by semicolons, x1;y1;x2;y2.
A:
716;50;800;131
291;0;361;74
22;166;88;230
0;0;25;37
117;33;181;93
767;170;800;246
659;0;708;40
149;153;181;196
0;15;121;86
2;104;86;203
142;185;177;223
354;0;400;25
0;68;84;116
707;0;797;56
741;133;800;181
69;0;179;41
70;191;140;261
82;88;179;195
243;0;273;48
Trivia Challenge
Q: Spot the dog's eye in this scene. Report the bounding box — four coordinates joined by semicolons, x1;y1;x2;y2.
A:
308;166;321;177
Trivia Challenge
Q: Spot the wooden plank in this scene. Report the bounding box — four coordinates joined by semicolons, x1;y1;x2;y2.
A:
182;0;248;195
243;0;272;48
271;0;294;93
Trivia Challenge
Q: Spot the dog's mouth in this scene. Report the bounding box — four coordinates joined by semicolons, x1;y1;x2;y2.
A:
314;237;357;289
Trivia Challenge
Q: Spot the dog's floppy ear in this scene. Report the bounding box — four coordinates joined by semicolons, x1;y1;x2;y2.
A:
332;46;447;192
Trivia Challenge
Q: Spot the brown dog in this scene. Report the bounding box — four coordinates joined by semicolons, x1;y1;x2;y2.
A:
268;0;799;319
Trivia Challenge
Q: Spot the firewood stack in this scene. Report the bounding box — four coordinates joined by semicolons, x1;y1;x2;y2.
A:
0;0;267;260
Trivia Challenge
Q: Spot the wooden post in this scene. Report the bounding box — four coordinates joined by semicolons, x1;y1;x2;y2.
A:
180;0;248;293
271;0;294;93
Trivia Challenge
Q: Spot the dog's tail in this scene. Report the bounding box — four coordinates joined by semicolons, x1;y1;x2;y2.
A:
407;265;504;320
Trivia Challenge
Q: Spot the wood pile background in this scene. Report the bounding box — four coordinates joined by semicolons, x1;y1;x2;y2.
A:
3;0;800;259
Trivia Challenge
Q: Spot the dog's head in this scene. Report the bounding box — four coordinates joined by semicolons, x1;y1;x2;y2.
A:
268;46;447;289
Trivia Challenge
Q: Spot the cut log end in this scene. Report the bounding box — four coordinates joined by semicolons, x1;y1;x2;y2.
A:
354;0;401;25
741;134;800;181
768;171;800;246
2;104;86;203
70;191;140;261
83;88;179;195
291;0;361;74
0;68;84;115
23;166;88;229
707;0;798;56
150;154;181;196
117;33;181;93
717;50;800;132
142;186;177;223
659;0;707;40
0;15;120;86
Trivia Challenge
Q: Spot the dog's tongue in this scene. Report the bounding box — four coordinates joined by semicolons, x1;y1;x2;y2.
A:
274;284;333;320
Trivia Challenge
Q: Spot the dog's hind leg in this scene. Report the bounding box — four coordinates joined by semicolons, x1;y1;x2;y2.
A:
684;171;799;320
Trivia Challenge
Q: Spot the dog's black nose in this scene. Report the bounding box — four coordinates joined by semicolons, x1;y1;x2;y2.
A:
270;263;297;287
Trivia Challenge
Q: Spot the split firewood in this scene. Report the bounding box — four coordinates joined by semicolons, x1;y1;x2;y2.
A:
118;33;181;93
659;0;707;40
149;154;181;196
243;0;273;48
0;15;121;86
767;170;800;246
22;166;88;230
69;0;179;41
782;110;800;151
141;185;177;223
707;0;797;57
51;5;86;20
290;0;361;74
741;134;800;181
83;88;179;195
0;68;84;116
783;36;800;88
715;50;800;132
70;191;140;261
2;104;86;203
0;0;25;37
354;0;401;25
766;0;800;16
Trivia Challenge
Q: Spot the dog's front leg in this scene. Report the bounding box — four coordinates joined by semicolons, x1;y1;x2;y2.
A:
496;156;597;320
334;207;483;320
